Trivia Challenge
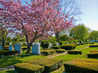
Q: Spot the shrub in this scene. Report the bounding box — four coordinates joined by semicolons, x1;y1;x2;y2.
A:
3;50;17;56
41;43;49;48
14;63;44;73
52;43;57;46
4;45;9;50
56;49;65;53
87;51;98;58
29;58;63;72
52;46;60;49
0;50;7;58
21;42;27;46
60;41;69;45
89;45;98;47
21;46;27;50
67;50;82;55
0;50;17;57
64;58;98;73
61;44;76;50
41;49;55;56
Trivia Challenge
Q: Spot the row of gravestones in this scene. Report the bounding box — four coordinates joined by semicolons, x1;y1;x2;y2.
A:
0;43;40;55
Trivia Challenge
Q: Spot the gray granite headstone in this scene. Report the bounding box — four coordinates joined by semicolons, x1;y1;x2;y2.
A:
15;44;21;53
9;45;13;51
56;43;59;46
48;43;53;49
32;43;40;55
0;44;3;50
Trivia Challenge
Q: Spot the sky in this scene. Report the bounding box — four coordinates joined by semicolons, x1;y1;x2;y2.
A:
77;0;98;31
20;0;98;31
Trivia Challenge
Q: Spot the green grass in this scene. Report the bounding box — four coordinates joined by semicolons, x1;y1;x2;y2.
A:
0;55;44;68
55;54;86;62
79;47;98;54
0;44;98;73
75;44;90;50
0;70;15;73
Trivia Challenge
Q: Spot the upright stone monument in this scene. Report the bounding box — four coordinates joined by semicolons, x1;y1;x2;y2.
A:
9;45;13;51
32;42;40;55
0;44;3;50
48;43;53;49
56;43;59;46
15;44;21;53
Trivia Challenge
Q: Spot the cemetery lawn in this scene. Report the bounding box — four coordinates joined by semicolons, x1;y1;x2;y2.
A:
0;55;45;68
75;44;90;50
54;54;86;62
78;47;98;54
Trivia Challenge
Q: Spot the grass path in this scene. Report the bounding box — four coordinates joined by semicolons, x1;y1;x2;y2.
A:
47;52;67;58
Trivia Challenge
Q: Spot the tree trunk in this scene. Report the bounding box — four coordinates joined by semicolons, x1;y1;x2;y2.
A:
55;32;60;43
26;43;32;54
2;41;4;49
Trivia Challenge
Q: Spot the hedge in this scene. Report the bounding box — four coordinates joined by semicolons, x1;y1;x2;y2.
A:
3;50;17;56
14;63;44;73
0;50;17;57
56;49;65;53
29;58;63;72
87;51;98;58
52;46;61;49
67;50;82;55
84;42;94;44
41;43;49;48
89;45;98;47
21;46;27;50
64;58;98;73
41;49;55;56
4;45;9;50
61;44;76;50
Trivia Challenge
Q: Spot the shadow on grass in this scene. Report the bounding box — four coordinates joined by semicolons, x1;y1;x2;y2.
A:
6;70;16;73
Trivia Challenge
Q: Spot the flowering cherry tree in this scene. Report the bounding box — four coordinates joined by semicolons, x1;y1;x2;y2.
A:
0;0;73;53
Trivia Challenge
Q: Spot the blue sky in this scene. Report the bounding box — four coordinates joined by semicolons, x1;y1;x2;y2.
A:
77;0;98;31
21;0;98;31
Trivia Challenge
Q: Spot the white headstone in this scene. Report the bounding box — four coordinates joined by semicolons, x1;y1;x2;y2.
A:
9;45;13;51
48;43;53;49
15;44;21;53
32;42;40;55
0;44;3;50
56;43;59;46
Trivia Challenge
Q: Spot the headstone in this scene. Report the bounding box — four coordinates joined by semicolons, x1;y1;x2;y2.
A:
0;44;3;50
48;43;53;49
15;44;21;53
9;45;13;51
56;43;59;46
32;42;40;55
90;40;95;42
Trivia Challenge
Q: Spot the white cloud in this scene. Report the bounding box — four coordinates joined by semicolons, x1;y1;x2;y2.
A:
84;22;98;31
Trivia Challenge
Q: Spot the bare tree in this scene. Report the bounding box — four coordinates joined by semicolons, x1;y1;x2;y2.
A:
55;0;81;43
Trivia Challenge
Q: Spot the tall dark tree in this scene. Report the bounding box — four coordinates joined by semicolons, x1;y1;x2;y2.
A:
89;31;98;40
70;24;89;40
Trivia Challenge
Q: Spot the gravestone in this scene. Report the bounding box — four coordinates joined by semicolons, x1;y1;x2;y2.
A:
90;40;95;42
48;43;53;49
0;44;3;50
32;42;40;55
9;45;13;51
15;44;22;53
56;43;59;46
